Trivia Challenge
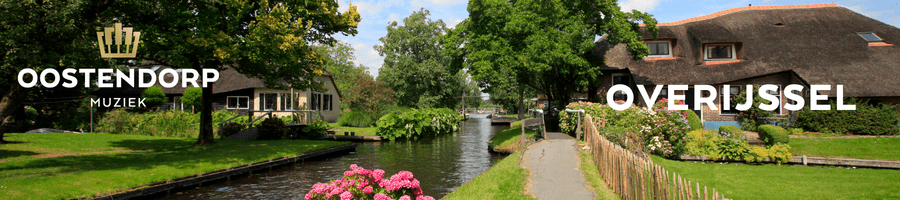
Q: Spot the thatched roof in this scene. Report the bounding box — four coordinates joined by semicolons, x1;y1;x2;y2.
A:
156;66;335;95
593;3;900;97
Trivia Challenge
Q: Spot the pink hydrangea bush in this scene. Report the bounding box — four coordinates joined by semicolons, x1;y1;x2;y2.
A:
305;164;436;200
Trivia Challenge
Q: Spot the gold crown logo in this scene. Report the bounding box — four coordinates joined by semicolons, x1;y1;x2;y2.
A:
96;23;140;58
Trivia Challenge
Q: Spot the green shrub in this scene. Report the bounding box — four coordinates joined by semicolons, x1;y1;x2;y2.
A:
718;125;743;137
788;127;804;135
256;117;286;140
181;87;203;109
743;144;793;164
141;85;167;108
683;130;721;159
717;137;750;160
97;109;200;138
218;122;245;139
795;98;899;135
279;114;304;124
375;108;461;140
338;111;374;127
299;120;330;138
732;85;775;132
757;125;789;146
686;110;702;131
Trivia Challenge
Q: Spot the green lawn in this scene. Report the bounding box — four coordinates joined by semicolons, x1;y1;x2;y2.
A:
490;126;540;153
651;155;900;200
0;133;348;199
577;143;620;200
329;123;378;136
443;152;535;200
790;137;900;161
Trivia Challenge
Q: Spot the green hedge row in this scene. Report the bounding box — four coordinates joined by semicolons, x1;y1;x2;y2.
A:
795;99;899;135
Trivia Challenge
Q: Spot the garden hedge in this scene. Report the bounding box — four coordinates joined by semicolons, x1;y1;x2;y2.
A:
757;125;789;145
795;99;899;135
719;125;742;137
686;111;702;131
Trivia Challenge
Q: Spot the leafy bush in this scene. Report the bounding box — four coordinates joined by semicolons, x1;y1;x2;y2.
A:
718;125;743;137
375;108;461;141
181;87;203;110
732;85;775;131
686;110;702;131
97;109;251;138
141;85;167;109
218;122;245;139
788;127;804;135
683;130;720;159
599;126;644;153
744;144;793;164
305;164;435;200
299;120;330;138
338;111;375;127
795;98;899;135
758;125;789;146
257;117;286;140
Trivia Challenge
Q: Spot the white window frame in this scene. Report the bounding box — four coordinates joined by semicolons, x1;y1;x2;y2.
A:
704;44;736;61
719;85;741;116
226;96;250;109
645;41;673;58
857;32;883;42
260;93;278;110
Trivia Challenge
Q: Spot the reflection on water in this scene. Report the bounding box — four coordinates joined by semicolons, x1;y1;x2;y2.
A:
158;114;506;200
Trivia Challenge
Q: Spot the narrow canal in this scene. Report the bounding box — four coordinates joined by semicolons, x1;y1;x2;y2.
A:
158;114;507;200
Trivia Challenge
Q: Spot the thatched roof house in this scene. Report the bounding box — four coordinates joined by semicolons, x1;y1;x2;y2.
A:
592;3;900;129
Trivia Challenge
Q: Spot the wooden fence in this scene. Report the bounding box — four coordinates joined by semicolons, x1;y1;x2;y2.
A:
583;114;727;200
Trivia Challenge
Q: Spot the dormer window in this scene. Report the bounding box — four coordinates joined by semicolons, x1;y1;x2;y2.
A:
705;44;735;60
857;32;882;42
646;41;672;58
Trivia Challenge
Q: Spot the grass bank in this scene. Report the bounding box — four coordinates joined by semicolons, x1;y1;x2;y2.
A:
576;142;620;200
328;123;378;136
650;155;900;199
0;133;348;199
489;126;540;153
443;152;534;200
789;137;900;161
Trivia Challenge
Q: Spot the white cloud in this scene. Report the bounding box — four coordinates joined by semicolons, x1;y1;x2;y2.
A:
423;0;467;5
341;0;404;15
386;13;401;24
619;0;661;12
447;17;464;29
350;43;385;77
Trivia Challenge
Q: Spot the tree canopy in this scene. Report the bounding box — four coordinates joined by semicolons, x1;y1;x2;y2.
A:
375;8;469;109
113;0;361;144
445;0;658;113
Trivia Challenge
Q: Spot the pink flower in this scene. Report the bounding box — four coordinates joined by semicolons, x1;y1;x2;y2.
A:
373;169;385;180
305;193;312;200
350;164;359;170
417;195;435;200
364;186;374;194
399;195;412;200
340;191;352;200
398;171;414;180
374;193;393;200
344;170;355;176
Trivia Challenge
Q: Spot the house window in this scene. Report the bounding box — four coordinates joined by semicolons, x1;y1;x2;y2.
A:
322;94;332;111
259;93;277;110
611;74;631;101
787;89;802;107
720;85;740;115
705;44;735;60
311;93;321;110
857;32;882;42
646;41;672;57
226;96;249;109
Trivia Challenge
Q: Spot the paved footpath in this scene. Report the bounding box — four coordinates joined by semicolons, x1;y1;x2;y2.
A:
522;132;594;200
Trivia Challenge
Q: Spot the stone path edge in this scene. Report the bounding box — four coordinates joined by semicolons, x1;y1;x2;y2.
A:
85;143;358;200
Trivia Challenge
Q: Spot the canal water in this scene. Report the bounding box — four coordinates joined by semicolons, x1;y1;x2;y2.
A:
158;114;507;200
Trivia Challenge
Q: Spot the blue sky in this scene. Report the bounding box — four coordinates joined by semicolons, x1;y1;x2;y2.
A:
334;0;899;78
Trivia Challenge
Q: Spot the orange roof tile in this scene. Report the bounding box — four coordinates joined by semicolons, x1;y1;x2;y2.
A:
640;3;839;27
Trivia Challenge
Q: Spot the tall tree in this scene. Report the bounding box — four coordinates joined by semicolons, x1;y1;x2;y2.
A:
313;41;367;110
445;0;658;114
375;8;466;109
343;71;396;116
0;0;115;143
115;0;360;145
